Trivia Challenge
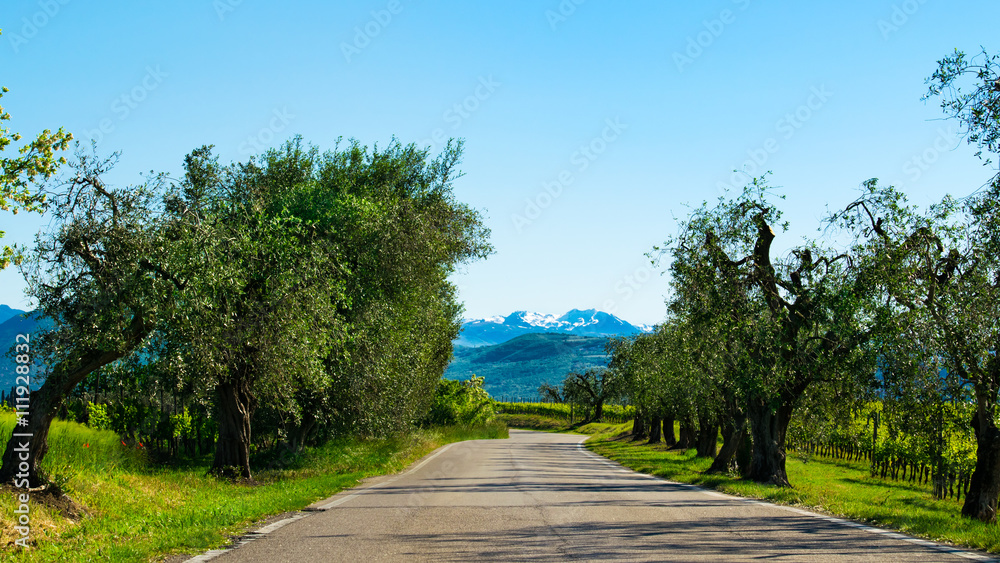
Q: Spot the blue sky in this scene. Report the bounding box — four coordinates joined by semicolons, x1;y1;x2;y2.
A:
1;1;997;325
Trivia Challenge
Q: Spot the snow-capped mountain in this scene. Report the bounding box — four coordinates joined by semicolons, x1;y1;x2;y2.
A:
455;309;654;347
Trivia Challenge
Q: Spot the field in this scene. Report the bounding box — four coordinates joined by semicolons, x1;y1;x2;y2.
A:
0;413;506;561
495;401;634;424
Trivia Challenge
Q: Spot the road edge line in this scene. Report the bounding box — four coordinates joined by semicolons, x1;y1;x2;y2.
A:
575;437;998;562
182;441;461;562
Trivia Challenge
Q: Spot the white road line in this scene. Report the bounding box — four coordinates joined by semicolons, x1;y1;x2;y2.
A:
184;441;460;562
316;442;457;510
254;513;309;534
576;437;998;562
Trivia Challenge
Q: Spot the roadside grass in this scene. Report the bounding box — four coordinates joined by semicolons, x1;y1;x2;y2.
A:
584;422;1000;555
496;413;571;432
499;413;625;436
0;413;507;562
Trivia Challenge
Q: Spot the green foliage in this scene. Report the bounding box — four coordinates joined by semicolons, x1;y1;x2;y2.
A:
170;407;193;440
924;48;1000;163
86;402;111;431
4;134;492;483
422;376;495;426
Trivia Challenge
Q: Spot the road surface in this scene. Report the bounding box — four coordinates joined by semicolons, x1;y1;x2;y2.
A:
196;429;993;562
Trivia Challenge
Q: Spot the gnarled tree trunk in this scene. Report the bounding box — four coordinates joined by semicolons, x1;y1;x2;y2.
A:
0;345;133;486
708;414;746;474
632;411;648;441
673;421;696;450
663;416;676;446
212;378;257;480
962;409;1000;522
696;414;718;458
592;400;604;423
746;396;795;487
647;416;662;444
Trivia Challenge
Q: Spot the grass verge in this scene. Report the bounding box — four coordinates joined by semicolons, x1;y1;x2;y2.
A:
583;421;1000;555
498;413;624;437
0;414;507;562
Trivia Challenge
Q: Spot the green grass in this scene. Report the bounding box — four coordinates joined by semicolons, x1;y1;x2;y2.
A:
498;413;623;436
0;413;507;561
584;421;1000;555
495;401;634;424
497;413;572;432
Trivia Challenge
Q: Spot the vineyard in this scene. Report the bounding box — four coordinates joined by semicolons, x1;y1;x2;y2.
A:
494;401;635;425
499;398;978;502
787;401;977;502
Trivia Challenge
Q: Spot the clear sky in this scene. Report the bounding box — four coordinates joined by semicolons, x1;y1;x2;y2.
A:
1;1;998;325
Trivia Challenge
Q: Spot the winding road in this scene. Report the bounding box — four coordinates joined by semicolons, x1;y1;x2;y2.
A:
191;430;994;562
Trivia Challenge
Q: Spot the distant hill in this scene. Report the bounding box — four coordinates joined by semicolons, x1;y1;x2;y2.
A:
445;333;610;400
0;305;26;325
456;308;652;347
0;310;53;393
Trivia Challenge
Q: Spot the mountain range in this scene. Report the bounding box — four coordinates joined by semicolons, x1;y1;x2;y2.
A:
455;308;653;347
446;333;611;400
0;304;655;402
0;307;52;395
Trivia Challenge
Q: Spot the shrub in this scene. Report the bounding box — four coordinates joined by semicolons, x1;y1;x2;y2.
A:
422;376;495;426
87;402;112;431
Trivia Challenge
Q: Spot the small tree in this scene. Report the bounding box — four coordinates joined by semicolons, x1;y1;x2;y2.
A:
562;367;620;423
423;376;494;426
0;151;186;486
538;382;564;403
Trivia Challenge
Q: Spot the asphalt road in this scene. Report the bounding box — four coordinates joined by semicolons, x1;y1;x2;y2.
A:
200;429;993;562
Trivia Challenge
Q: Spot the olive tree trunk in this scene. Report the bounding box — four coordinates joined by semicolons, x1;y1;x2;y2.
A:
746;397;795;487
212;378;257;480
962;407;1000;522
647;416;662;444
708;415;746;474
663;416;676;447
632;411;648;441
696;414;719;458
0;348;124;486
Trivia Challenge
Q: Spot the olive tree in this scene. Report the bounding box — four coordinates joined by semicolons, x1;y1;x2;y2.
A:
0;151;186;485
667;178;872;486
